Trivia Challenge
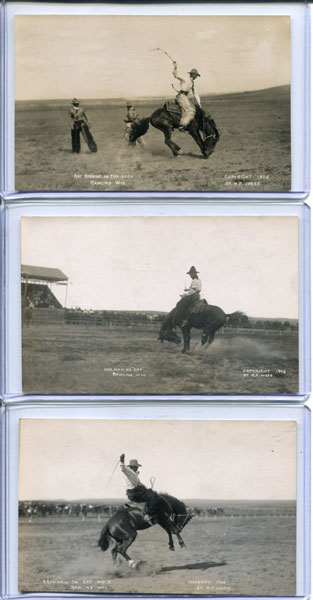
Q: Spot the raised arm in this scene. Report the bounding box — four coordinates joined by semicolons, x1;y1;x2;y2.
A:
120;454;140;486
172;61;185;84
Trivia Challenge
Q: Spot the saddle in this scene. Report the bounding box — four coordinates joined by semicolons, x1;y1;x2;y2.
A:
164;100;181;117
190;298;209;314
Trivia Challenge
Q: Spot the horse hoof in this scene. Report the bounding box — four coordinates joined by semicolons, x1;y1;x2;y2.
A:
169;546;175;551
128;560;137;569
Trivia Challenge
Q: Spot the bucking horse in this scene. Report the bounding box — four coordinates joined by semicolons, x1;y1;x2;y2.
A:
159;299;247;353
129;102;219;158
98;484;192;568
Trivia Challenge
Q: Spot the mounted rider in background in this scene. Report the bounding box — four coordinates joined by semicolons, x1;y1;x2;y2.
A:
124;102;145;145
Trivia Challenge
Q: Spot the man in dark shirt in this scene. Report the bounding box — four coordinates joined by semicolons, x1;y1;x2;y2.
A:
68;98;91;153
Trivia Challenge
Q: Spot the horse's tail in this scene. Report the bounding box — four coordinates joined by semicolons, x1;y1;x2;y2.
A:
129;117;150;143
97;523;110;551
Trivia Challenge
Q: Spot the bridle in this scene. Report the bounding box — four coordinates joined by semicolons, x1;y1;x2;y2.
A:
159;494;191;531
201;112;218;144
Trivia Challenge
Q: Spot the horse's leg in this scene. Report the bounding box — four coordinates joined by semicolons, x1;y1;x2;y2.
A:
202;329;216;346
181;326;191;353
163;127;181;157
202;329;209;345
159;516;185;549
175;531;186;548
119;533;138;568
208;331;216;345
111;545;119;564
151;122;180;157
159;522;175;550
168;530;175;551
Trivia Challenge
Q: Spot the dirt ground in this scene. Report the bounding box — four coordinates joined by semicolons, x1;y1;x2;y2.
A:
18;513;296;595
15;86;290;192
21;324;298;395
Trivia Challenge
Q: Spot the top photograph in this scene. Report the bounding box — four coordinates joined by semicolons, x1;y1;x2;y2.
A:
3;3;309;196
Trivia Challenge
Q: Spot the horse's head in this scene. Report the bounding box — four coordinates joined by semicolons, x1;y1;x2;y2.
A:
159;329;181;345
202;113;220;158
127;484;148;503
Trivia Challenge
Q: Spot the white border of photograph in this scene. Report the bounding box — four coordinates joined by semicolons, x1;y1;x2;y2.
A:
2;1;310;199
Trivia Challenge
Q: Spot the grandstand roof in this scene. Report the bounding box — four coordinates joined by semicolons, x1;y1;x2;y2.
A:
21;265;68;283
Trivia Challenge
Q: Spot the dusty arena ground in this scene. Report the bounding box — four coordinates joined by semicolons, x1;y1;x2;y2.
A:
15;86;290;192
18;511;296;595
22;324;298;394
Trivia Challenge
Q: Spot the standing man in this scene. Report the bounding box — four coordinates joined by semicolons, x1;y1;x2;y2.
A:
175;266;202;326
68;98;91;153
172;62;202;131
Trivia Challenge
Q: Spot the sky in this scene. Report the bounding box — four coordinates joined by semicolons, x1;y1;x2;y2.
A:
15;15;290;100
21;216;298;319
19;419;297;501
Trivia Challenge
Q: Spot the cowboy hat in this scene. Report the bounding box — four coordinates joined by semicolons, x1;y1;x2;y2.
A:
126;101;133;107
127;459;142;468
187;266;199;275
72;98;80;105
189;68;201;77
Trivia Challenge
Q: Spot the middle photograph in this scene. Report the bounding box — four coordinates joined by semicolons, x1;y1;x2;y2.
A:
18;206;305;397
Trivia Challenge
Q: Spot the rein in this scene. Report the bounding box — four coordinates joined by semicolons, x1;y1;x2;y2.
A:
159;494;176;521
200;110;218;144
203;133;217;143
159;494;190;529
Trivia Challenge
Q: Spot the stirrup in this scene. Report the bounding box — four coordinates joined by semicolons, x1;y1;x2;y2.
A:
143;514;155;525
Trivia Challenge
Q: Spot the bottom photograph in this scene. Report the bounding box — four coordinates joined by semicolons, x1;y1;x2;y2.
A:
13;406;308;597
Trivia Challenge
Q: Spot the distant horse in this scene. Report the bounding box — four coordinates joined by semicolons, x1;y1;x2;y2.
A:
98;486;192;568
129;103;219;158
159;301;247;353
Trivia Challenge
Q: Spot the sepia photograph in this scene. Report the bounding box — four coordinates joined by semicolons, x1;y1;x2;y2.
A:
15;14;291;192
21;215;299;395
18;418;297;595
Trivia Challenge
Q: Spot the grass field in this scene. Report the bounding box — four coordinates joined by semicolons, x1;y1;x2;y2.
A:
18;511;296;595
15;86;290;192
22;324;298;394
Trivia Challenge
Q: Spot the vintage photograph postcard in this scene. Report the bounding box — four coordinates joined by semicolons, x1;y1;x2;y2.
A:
18;418;297;595
15;14;290;192
21;215;299;395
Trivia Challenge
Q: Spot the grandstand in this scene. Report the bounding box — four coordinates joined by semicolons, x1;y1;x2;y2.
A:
21;264;68;309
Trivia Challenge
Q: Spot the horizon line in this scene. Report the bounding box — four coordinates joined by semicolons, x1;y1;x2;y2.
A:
15;83;290;103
